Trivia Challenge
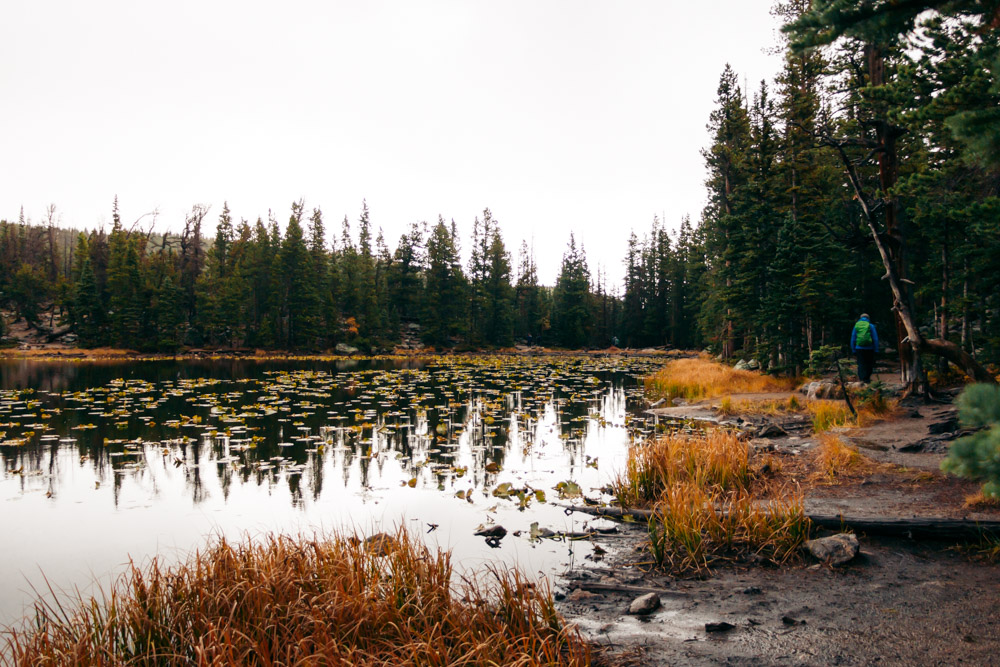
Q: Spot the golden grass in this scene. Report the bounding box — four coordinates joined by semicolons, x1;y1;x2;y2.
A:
965;492;1000;510
2;531;594;666
644;357;798;402
813;433;868;480
613;431;752;507
717;395;805;416
613;431;810;574
807;396;897;433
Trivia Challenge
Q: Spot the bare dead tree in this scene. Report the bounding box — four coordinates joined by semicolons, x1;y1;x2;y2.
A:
827;138;995;391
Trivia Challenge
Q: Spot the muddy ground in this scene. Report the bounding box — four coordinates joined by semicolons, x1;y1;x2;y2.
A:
558;379;1000;666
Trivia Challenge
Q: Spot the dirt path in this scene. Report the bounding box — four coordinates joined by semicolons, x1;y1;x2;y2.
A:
561;387;1000;665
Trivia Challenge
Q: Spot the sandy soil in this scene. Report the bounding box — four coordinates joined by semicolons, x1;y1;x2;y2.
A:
559;383;1000;666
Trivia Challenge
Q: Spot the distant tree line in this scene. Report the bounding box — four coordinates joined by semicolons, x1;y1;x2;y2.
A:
0;197;611;352
1;0;997;384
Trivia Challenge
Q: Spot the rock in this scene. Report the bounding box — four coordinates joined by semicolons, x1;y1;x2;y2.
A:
627;592;661;615
335;342;359;355
757;423;787;438
734;359;751;371
649;398;667;408
475;525;507;539
746;359;760;370
705;621;736;632
804;533;860;566
928;417;959;435
782;615;806;626
672;397;687;406
364;532;395;556
801;380;845;400
742;586;762;595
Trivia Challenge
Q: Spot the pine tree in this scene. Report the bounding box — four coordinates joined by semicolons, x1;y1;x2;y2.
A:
423;217;467;346
279;200;320;349
553;234;592;348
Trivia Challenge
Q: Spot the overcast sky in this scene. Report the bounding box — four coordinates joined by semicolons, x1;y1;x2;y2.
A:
2;1;785;285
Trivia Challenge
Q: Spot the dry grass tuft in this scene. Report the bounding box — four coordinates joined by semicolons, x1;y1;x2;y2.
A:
813;433;868;480
613;431;810;574
613;431;752;508
644;357;797;402
964;492;1000;510
2;531;593;666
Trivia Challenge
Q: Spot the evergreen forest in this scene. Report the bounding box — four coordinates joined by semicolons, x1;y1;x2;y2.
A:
1;0;998;389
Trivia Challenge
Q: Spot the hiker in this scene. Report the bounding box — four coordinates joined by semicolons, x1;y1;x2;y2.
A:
850;313;879;383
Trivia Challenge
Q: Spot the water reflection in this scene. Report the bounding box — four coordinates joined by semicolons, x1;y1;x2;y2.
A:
0;355;665;625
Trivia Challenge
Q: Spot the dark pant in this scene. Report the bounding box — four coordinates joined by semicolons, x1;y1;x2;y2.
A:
856;349;876;383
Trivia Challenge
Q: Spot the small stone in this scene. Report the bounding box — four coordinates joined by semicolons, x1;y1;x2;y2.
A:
475;525;508;539
628;592;661;615
804;533;860;566
364;532;395;556
782;615;806;626
705;621;736;632
758;423;787;438
742;586;762;595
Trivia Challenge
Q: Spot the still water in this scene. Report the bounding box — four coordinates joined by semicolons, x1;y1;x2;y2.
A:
0;355;665;625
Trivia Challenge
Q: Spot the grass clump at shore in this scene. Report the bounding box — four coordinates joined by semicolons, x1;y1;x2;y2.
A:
2;531;594;666
808;393;897;433
644;357;798;402
613;431;809;574
614;430;752;508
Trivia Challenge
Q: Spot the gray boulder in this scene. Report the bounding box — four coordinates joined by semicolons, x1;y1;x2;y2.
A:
746;359;760;370
805;533;859;566
734;359;751;371
801;381;844;400
335;342;359;355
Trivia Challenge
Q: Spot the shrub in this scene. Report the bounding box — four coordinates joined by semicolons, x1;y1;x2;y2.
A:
941;384;1000;497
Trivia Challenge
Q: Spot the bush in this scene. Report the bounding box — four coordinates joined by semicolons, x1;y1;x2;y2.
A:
805;345;843;378
941;384;1000;497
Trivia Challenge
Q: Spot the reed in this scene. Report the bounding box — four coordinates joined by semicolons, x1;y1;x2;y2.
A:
615;431;809;574
2;531;594;666
644;357;797;402
613;431;752;508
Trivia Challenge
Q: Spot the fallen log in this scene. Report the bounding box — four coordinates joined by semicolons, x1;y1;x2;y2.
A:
569;581;689;597
807;514;1000;541
555;503;1000;541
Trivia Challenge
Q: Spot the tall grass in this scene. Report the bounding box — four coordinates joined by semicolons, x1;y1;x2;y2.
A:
614;431;810;574
644;357;797;402
808;395;897;432
614;431;752;507
2;531;594;666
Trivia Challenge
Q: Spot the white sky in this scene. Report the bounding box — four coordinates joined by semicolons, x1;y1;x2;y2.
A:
1;1;785;285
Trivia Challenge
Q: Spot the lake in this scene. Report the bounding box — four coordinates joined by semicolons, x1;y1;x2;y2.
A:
0;354;666;626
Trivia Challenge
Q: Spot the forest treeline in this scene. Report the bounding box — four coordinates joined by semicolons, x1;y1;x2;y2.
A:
1;0;998;379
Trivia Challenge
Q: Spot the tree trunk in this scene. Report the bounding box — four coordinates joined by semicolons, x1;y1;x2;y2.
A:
831;142;996;387
939;225;950;377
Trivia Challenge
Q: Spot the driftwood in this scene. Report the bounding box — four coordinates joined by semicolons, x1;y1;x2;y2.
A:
556;502;1000;541
569;581;690;597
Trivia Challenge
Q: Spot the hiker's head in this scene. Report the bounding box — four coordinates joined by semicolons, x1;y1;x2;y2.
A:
859;313;870;320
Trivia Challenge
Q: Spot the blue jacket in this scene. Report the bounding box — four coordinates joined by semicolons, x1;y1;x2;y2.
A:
851;317;879;353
